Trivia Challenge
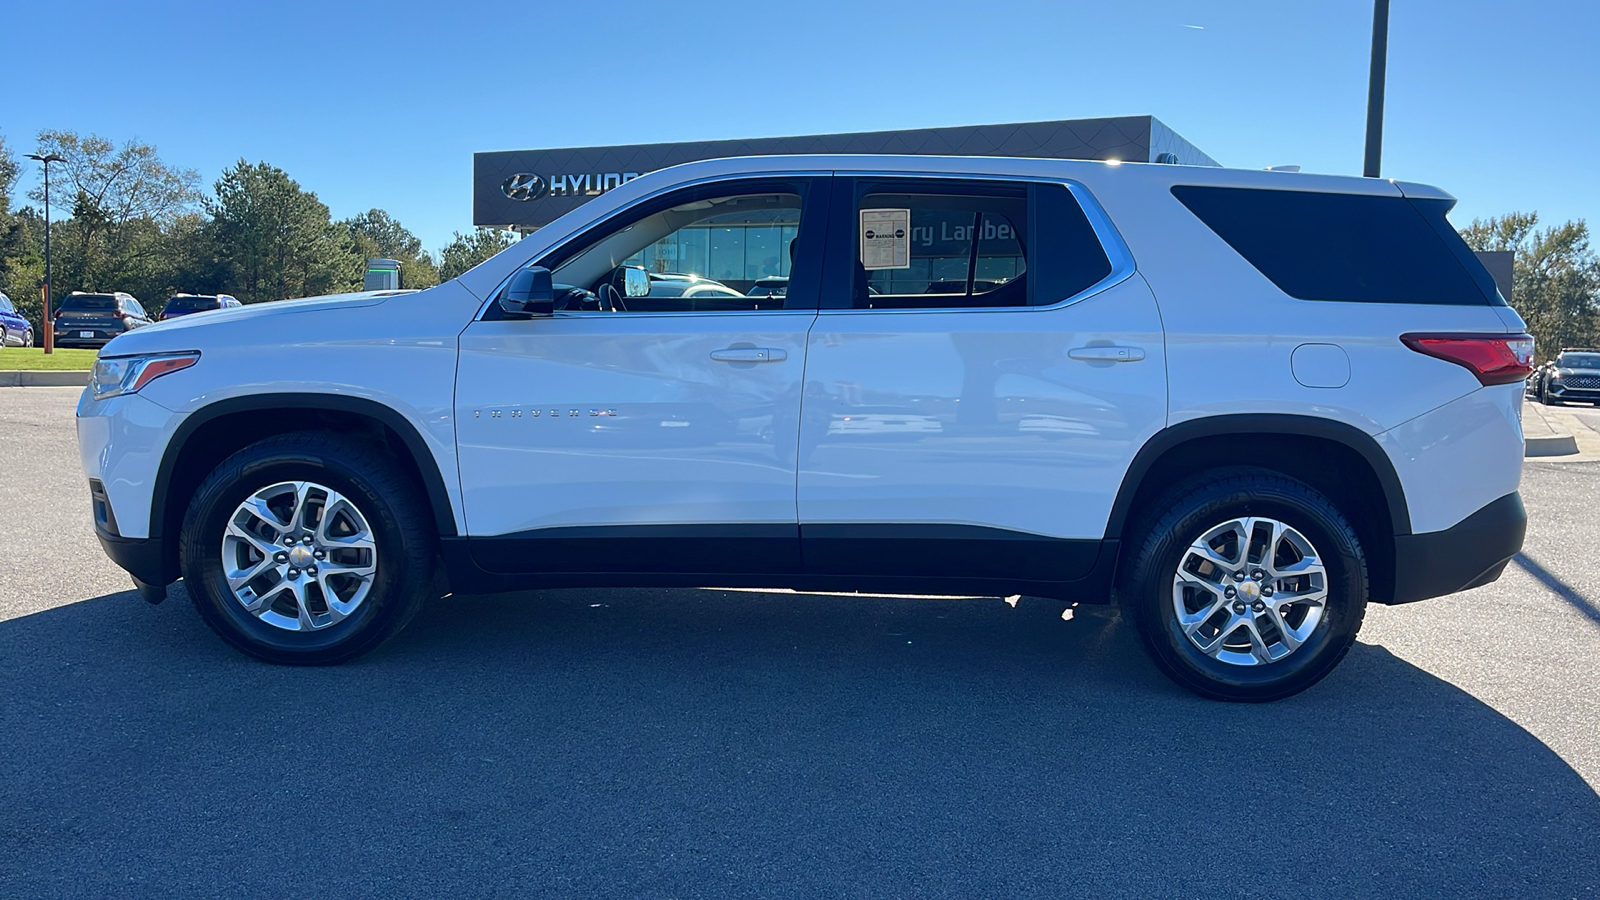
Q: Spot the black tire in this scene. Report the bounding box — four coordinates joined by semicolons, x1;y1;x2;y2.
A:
1121;468;1368;702
180;431;435;665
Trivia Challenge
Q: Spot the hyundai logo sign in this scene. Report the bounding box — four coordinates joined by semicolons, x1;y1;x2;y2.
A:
501;173;548;202
501;171;642;202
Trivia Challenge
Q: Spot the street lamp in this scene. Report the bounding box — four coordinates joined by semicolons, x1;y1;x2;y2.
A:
25;152;65;354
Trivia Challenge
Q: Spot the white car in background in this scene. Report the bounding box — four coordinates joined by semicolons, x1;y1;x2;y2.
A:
77;154;1530;700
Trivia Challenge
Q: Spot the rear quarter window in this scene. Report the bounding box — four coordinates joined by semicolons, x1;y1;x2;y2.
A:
1172;185;1502;306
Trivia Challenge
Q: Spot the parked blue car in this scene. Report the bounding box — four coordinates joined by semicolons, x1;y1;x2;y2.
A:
0;291;32;348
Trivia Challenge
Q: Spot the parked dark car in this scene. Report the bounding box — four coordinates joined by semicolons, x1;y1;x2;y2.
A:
0;291;32;348
1532;348;1600;405
52;292;152;348
159;293;241;321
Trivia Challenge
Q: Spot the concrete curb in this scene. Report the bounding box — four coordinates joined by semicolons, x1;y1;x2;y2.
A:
1526;432;1580;457
0;371;90;387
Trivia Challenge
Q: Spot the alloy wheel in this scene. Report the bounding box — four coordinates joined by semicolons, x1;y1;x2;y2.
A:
220;481;378;632
1171;516;1328;666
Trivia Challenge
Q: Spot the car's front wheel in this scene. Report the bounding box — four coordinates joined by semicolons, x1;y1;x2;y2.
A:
1122;468;1368;701
180;431;435;664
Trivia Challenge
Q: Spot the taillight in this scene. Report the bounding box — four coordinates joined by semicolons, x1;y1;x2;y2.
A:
1401;333;1535;386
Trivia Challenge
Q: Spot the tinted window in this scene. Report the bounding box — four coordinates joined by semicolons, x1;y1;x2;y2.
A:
165;295;220;312
847;181;1112;310
855;190;1028;309
1557;353;1600;369
1172;185;1501;305
61;295;116;311
0;294;12;312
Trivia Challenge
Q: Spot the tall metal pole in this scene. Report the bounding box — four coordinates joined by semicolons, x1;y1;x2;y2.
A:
1363;0;1390;178
25;153;61;353
42;160;53;354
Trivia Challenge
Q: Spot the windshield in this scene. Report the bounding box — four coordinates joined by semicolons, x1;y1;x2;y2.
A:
60;295;116;312
164;296;219;312
1557;353;1600;369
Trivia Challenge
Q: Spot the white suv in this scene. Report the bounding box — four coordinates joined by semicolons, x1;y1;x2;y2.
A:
77;155;1532;700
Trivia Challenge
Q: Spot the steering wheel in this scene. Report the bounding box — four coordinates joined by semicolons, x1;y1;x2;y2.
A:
595;283;627;313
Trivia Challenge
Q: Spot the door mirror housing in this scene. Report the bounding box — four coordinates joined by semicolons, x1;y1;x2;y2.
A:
621;265;651;299
498;266;555;317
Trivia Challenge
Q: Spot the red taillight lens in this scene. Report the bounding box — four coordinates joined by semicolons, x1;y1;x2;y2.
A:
1401;333;1535;386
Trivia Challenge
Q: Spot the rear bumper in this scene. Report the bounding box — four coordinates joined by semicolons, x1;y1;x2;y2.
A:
1388;492;1526;605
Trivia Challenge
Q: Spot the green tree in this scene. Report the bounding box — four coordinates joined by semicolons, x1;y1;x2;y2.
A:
343;208;438;290
28;131;200;297
438;227;516;281
1461;213;1600;360
206;160;359;303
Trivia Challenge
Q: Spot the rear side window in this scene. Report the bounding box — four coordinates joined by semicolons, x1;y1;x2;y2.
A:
1172;185;1503;306
847;181;1113;310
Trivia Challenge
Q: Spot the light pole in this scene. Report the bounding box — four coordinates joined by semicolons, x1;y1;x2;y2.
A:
25;152;64;353
1363;0;1390;178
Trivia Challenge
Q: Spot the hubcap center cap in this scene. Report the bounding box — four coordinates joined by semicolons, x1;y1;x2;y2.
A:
288;545;315;569
1238;579;1260;601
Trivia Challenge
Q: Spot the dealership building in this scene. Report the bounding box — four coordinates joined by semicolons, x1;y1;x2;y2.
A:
471;116;1216;292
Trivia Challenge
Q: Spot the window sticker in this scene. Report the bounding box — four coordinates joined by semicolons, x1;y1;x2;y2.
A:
860;208;911;270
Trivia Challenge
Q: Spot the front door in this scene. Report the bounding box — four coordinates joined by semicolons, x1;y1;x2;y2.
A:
455;176;831;577
797;176;1167;587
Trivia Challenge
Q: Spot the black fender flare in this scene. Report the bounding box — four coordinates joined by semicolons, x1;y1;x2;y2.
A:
149;393;459;542
1104;413;1412;541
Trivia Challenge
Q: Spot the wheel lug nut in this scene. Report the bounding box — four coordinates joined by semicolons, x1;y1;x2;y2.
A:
1251;570;1265;581
1233;571;1246;581
1232;601;1247;614
313;550;325;560
287;568;300;578
1261;587;1274;597
306;566;318;576
1252;600;1265;613
274;552;289;563
1280;605;1291;616
303;536;315;545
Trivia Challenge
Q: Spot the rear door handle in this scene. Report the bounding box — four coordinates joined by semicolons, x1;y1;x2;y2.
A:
1069;345;1145;363
710;347;787;363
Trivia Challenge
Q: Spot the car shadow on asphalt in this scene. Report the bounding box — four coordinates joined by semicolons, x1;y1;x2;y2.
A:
3;585;1598;898
1514;551;1600;626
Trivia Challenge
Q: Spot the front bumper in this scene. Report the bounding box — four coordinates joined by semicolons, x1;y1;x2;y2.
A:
96;530;172;588
1389;492;1526;604
1548;383;1600;402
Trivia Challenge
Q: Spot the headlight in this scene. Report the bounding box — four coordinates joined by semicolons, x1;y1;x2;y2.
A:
90;352;200;400
1551;370;1565;381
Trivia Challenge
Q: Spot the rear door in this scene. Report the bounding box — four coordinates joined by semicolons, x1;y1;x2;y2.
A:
797;175;1166;587
455;176;831;577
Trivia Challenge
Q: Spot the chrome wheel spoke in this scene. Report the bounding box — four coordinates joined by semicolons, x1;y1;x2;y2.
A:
224;521;278;559
239;495;289;536
1241;616;1275;664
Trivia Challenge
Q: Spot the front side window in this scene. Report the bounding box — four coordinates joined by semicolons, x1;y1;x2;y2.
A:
530;180;817;314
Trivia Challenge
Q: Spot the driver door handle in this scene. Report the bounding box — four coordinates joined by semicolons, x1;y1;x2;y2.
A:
1068;345;1145;362
710;347;787;363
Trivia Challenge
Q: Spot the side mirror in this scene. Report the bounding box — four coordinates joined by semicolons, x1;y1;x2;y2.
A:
621;265;651;299
498;266;555;317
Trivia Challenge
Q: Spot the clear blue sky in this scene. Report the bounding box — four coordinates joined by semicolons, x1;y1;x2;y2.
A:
3;0;1595;254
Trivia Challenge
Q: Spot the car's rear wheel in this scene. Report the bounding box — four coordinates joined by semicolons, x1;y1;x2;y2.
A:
1122;468;1368;702
180;431;435;664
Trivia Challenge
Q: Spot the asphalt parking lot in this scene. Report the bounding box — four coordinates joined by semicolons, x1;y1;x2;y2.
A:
3;386;1600;898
